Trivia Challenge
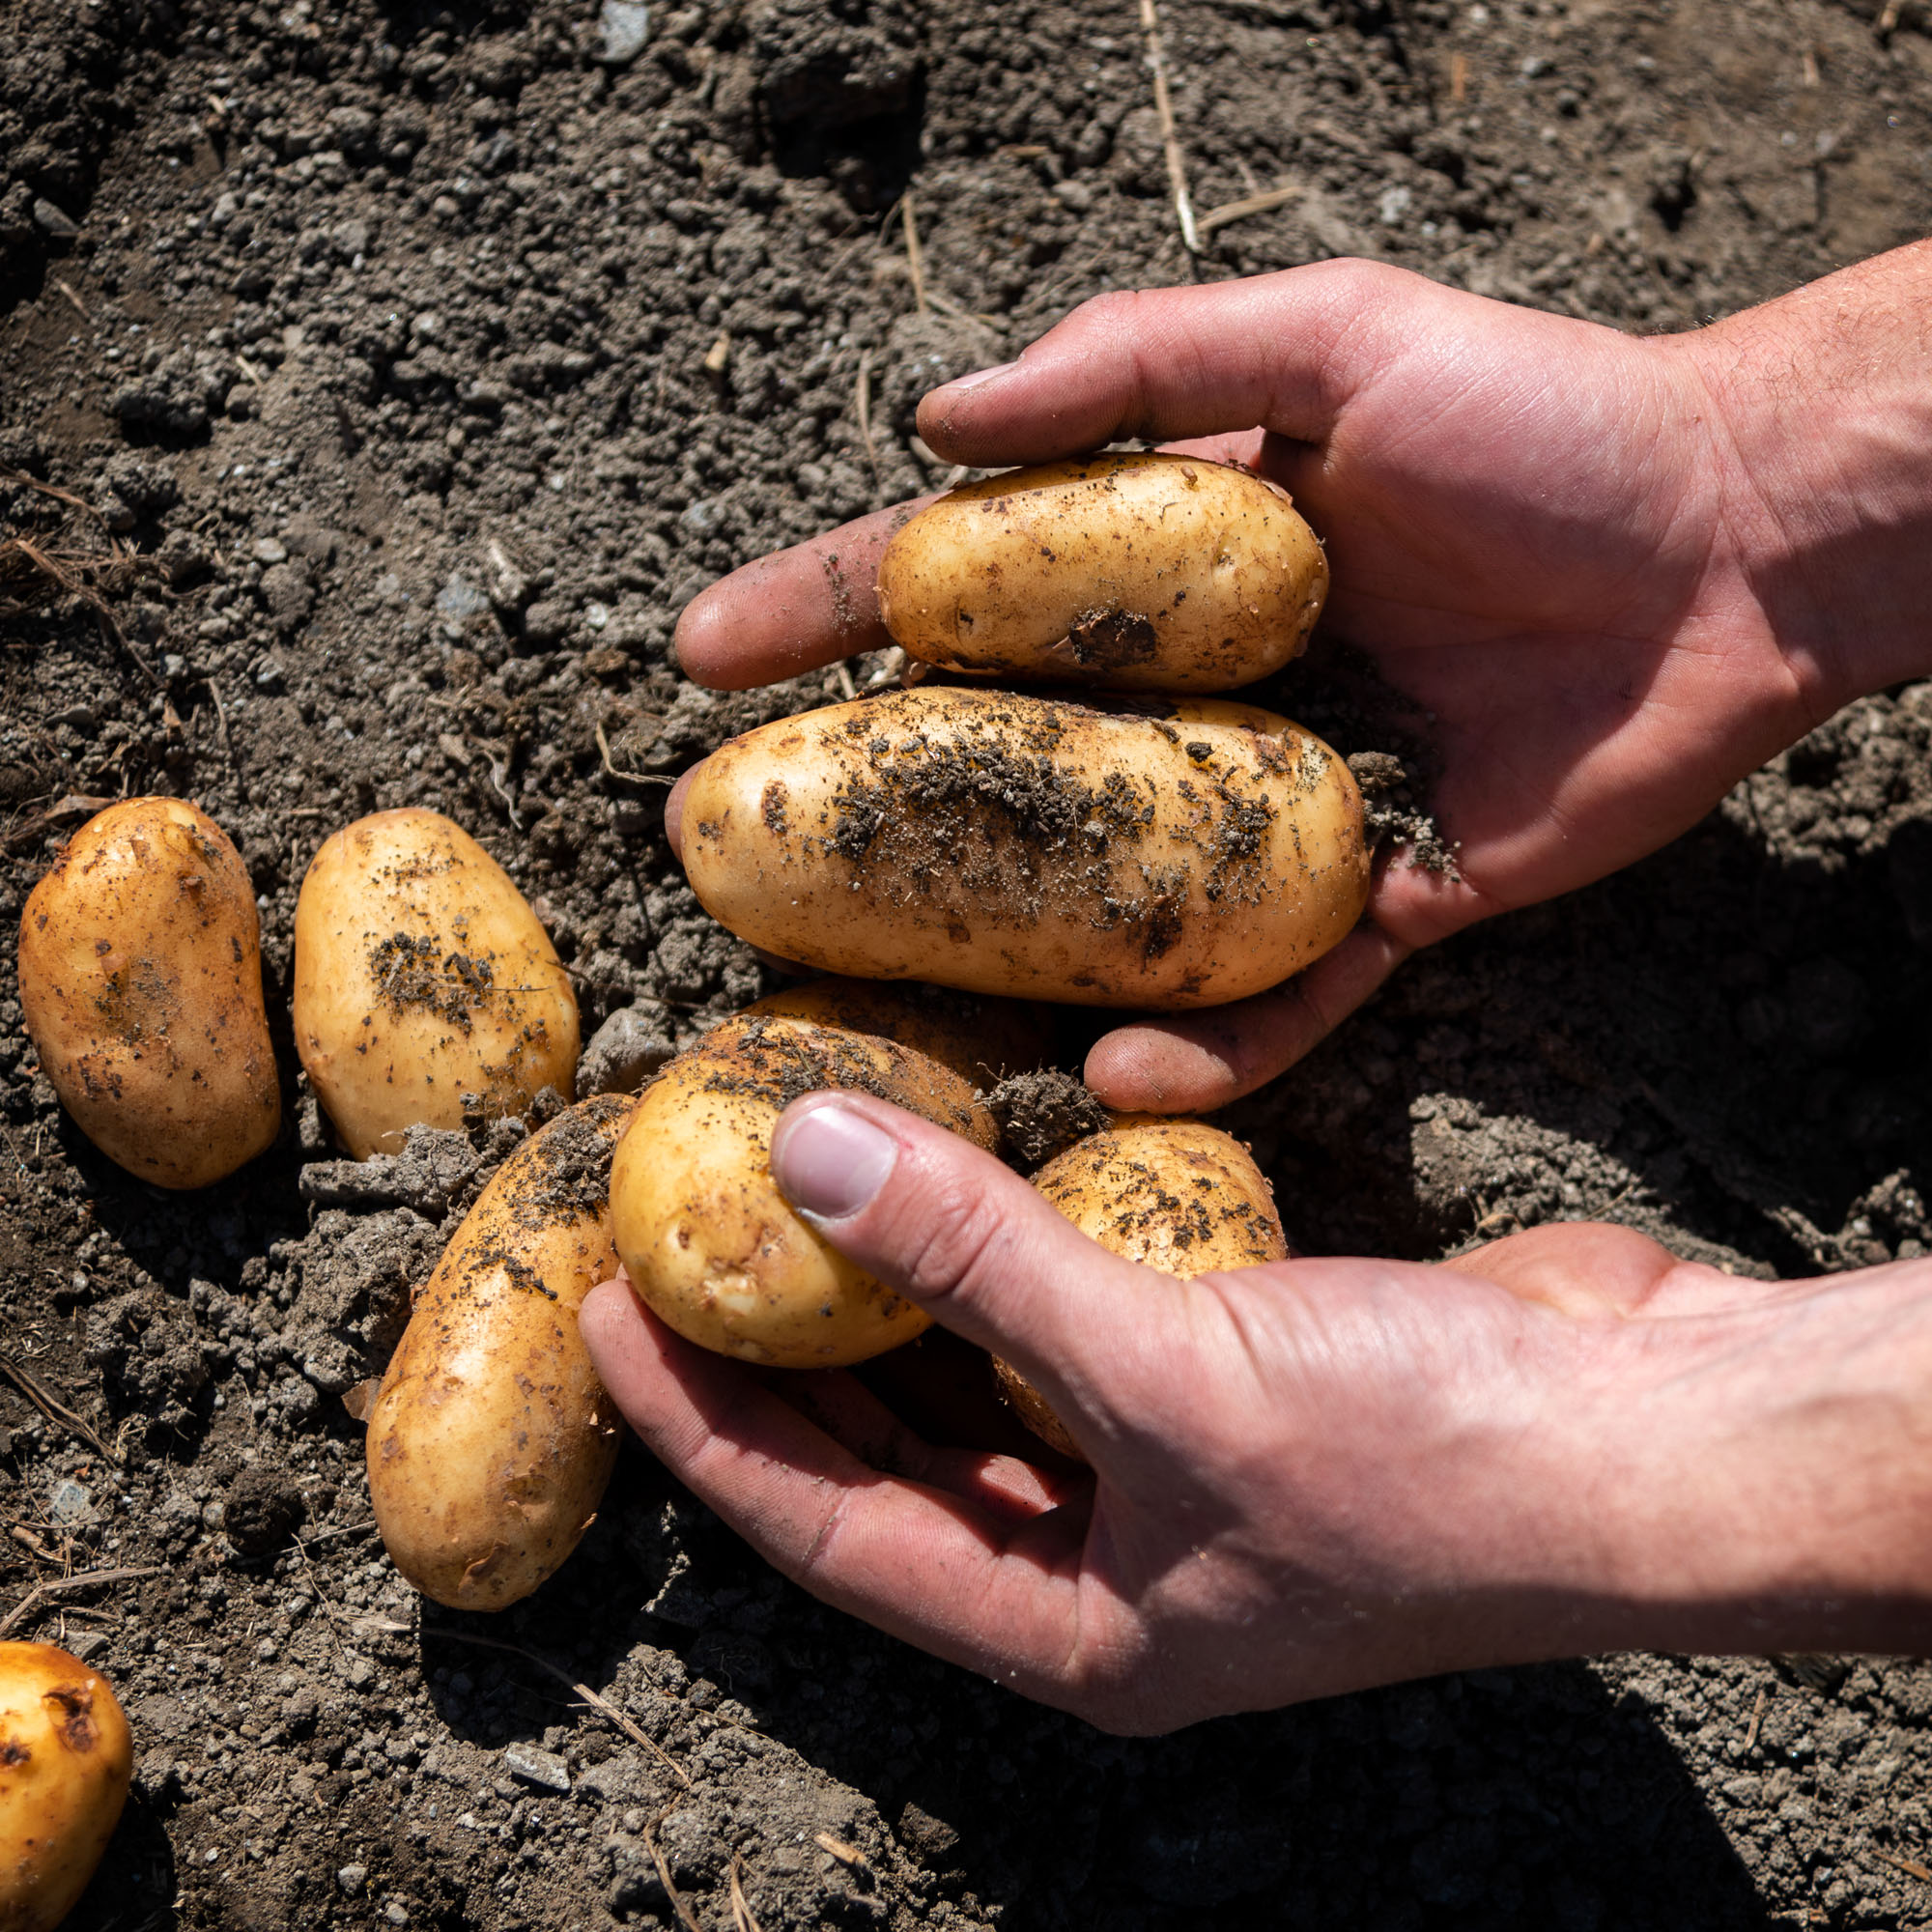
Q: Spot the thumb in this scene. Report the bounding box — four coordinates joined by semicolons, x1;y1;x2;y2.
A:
769;1092;1166;1446
916;258;1419;465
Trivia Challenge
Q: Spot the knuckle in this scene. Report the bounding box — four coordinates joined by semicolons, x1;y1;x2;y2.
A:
893;1180;1013;1306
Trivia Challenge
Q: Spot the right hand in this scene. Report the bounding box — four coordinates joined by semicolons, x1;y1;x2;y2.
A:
669;245;1932;1108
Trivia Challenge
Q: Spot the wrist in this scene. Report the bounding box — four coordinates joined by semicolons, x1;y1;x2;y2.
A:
1672;241;1932;712
1579;1264;1932;1653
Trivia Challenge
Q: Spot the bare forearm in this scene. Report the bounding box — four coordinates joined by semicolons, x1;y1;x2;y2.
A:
1684;241;1932;708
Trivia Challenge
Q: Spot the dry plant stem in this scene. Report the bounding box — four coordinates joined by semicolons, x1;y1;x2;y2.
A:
595;720;674;786
0;1565;164;1639
643;1804;706;1932
0;1353;118;1463
855;352;878;472
424;1627;691;1788
901;191;928;314
728;1854;765;1932
1140;0;1199;254
1195;184;1301;238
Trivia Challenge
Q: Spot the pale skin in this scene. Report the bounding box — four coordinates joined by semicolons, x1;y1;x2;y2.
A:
582;244;1932;1733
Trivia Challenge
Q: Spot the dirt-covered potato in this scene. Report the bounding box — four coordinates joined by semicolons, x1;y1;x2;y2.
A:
680;688;1369;1009
294;809;579;1159
996;1117;1290;1459
746;977;1050;1088
611;1011;998;1368
0;1641;133;1932
15;797;279;1190
876;452;1327;691
366;1093;632;1610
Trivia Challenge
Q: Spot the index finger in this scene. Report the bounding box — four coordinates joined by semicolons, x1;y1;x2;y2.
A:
675;497;933;690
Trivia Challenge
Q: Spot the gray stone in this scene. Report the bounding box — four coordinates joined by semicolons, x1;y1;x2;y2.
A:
502;1742;571;1792
578;1003;677;1096
597;0;652;64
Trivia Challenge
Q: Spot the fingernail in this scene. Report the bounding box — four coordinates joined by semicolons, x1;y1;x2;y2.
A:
771;1098;897;1222
933;360;1016;396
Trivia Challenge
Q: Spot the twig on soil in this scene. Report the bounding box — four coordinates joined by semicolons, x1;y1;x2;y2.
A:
901;192;928;315
642;1804;707;1932
0;1354;118;1463
0;1566;163;1639
1743;1685;1768;1752
595;721;674;786
1870;1846;1932;1884
1195;184;1302;238
1449;50;1469;103
2;793;116;853
1879;0;1902;34
855;353;878;474
9;1523;65;1566
1140;0;1199;255
729;1853;766;1932
54;281;93;326
424;1627;691;1789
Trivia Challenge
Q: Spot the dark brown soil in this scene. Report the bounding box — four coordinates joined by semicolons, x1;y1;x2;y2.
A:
3;0;1932;1927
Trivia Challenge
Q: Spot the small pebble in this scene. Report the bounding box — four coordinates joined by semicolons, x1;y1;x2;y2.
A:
597;0;651;64
502;1742;571;1792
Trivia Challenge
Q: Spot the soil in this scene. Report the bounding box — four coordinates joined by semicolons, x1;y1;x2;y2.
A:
2;0;1931;1926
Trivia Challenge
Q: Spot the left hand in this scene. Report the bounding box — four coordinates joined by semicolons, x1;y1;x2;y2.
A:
580;1092;1932;1734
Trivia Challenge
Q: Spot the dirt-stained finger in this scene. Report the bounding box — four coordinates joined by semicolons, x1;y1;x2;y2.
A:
674;497;934;691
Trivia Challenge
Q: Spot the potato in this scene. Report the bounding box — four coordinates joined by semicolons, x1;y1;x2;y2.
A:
15;797;279;1189
611;1012;998;1367
0;1641;132;1932
366;1093;632;1610
680;688;1369;1009
294;809;579;1159
876;453;1327;692
746;977;1050;1088
997;1116;1291;1459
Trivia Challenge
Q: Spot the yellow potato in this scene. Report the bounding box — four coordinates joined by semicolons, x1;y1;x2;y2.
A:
680;688;1369;1009
0;1641;132;1932
876;452;1327;691
366;1093;632;1610
611;1012;997;1367
746;977;1051;1088
294;809;579;1158
997;1116;1291;1459
15;797;278;1189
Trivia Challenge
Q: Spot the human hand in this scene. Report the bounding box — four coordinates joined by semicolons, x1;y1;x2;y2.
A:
670;244;1932;1108
581;1092;1932;1734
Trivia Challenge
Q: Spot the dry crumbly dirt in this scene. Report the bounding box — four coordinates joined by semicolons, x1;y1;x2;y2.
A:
3;0;1932;1926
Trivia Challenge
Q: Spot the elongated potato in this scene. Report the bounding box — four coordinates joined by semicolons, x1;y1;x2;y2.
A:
997;1116;1291;1459
611;1012;997;1367
876;453;1327;691
747;978;1050;1088
16;797;278;1189
680;688;1369;1009
294;809;579;1158
0;1641;132;1932
367;1093;631;1610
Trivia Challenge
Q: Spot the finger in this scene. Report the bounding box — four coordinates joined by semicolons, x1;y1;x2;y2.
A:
916;262;1419;466
674;497;935;690
766;1092;1169;1448
1083;923;1412;1112
777;1369;1082;1522
579;1279;1106;1706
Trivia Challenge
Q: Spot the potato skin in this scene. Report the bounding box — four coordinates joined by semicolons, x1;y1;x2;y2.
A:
0;1642;133;1932
15;797;279;1189
996;1117;1290;1460
611;1013;997;1368
876;453;1327;692
681;688;1369;1009
746;978;1050;1088
366;1093;632;1610
294;809;579;1158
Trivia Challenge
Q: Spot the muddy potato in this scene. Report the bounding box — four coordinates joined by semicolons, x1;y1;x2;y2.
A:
0;1642;132;1932
366;1093;632;1610
15;797;278;1189
876;452;1328;692
747;977;1051;1087
611;1012;998;1367
680;687;1369;1009
294;809;579;1159
996;1117;1290;1460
